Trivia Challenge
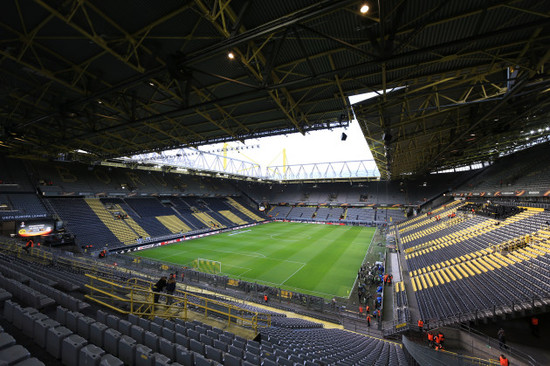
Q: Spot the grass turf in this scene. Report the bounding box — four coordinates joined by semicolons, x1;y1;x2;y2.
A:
130;222;376;299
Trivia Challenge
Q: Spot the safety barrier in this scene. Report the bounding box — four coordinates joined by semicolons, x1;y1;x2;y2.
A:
85;275;271;334
402;335;500;366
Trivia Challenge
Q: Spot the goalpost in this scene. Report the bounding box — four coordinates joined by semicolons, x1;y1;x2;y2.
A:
192;258;222;274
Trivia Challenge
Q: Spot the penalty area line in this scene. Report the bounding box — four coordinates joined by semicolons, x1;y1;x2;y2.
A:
280;262;306;285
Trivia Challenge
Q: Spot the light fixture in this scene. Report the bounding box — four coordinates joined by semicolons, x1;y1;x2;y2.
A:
360;4;369;14
149;82;155;86
227;51;235;60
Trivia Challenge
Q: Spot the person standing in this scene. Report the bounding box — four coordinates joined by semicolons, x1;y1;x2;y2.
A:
434;333;444;350
166;275;176;304
437;331;445;347
499;354;509;366
23;239;33;253
531;316;539;337
497;328;507;350
152;276;167;303
417;319;424;332
366;314;371;327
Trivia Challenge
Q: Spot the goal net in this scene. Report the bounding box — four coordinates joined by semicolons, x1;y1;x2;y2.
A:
192;258;222;274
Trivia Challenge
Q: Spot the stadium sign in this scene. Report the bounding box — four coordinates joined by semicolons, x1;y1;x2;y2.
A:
0;213;48;221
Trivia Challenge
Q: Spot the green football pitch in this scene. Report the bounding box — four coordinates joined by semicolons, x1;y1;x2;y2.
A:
130;222;376;299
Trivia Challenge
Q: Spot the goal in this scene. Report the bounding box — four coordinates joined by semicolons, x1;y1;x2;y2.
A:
192;258;222;274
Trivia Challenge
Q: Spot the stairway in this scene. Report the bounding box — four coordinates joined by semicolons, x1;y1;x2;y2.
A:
156;215;192;233
226;197;263;221
85;199;141;244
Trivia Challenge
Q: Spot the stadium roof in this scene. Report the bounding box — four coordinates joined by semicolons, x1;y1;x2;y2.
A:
1;0;550;179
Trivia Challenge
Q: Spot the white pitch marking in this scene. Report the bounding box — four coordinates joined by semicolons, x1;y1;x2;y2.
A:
228;229;252;236
280;262;306;285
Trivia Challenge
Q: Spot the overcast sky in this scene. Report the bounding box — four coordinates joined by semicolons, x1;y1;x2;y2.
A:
197;119;377;170
131;92;383;178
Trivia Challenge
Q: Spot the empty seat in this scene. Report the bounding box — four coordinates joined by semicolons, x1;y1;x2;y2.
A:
79;344;106;366
199;334;213;346
260;359;277;366
187;329;199;340
194;354;212;366
118;319;132;336
56;306;68;324
90;322;109;348
105;315;119;330
161;328;175;342
34;318;60;348
213;339;227;352
22;311;47;337
11;358;45;366
223;353;241;366
144;330;159;352
103;328;122;356
228;345;243;358
0;332;15;349
118;335;137;365
46;326;73;359
66;311;83;333
175;345;193;366
138;318;151;331
135;344;154;366
189;338;204;354
0;345;30;365
163;320;175;331
3;300;16;322
149;322;162;336
99;354;124;366
205;345;223;363
245;352;260;365
130;325;145;344
158;339;176;359
175;333;189;349
77;316;96;339
61;334;88;366
153;353;171;366
127;313;139;326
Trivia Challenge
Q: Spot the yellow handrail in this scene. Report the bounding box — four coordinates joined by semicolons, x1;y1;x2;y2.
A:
86;274;271;333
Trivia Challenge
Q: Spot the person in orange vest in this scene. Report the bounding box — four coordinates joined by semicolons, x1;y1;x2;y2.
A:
23;239;33;253
359;306;364;316
366;314;371;327
417;319;424;332
365;305;370;313
383;274;388;284
531;316;539;337
499;354;509;366
427;331;434;348
434;334;442;350
438;331;445;346
263;294;268;303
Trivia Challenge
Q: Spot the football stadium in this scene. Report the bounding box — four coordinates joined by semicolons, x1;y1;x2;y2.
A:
0;1;549;366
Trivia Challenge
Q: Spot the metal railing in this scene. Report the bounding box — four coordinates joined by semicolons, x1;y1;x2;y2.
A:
454;323;539;366
85;275;271;333
402;335;501;366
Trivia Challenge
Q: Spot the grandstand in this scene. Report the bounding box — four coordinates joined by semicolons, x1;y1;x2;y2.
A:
1;1;550;365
